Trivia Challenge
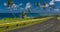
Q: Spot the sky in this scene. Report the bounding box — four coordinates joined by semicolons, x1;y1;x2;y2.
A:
0;0;60;13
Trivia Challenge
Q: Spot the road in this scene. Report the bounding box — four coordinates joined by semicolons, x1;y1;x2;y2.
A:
6;17;60;32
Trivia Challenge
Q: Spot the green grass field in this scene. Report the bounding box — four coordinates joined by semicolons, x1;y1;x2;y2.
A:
0;17;53;32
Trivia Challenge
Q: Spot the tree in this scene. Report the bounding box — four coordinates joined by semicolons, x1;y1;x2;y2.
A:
49;5;55;16
43;2;46;10
49;5;54;10
28;8;32;13
7;0;13;7
36;2;40;8
7;0;16;18
43;2;49;16
21;11;26;19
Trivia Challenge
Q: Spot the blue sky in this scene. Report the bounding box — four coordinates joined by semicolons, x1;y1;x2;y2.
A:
0;0;60;13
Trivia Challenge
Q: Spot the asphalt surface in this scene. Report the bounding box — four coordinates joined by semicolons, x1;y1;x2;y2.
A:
6;17;60;32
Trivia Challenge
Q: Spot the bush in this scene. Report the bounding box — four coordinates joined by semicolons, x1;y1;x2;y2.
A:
5;26;9;29
16;24;19;26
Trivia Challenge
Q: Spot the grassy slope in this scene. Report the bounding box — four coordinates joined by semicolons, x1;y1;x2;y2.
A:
0;18;33;24
0;17;53;32
57;17;60;21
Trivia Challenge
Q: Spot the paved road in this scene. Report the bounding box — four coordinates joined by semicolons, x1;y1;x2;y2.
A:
6;17;60;32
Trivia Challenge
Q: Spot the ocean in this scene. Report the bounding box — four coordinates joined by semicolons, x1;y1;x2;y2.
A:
0;13;48;19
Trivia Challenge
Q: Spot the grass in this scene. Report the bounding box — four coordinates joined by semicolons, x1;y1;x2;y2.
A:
57;17;60;21
0;18;33;24
0;17;53;32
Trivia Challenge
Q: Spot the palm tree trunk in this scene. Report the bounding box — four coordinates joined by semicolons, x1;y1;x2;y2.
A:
9;8;16;18
44;9;49;16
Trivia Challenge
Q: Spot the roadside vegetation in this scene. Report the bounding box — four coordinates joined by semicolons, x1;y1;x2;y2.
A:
57;16;60;21
0;17;53;32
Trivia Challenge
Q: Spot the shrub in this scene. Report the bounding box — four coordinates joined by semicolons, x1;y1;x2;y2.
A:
5;26;9;29
16;24;19;26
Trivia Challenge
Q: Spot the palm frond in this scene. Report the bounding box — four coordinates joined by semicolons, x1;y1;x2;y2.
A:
28;8;32;13
36;2;40;8
43;2;46;10
49;5;54;9
7;0;13;7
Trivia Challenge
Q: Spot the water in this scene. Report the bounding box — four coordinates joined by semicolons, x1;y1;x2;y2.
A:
0;13;47;19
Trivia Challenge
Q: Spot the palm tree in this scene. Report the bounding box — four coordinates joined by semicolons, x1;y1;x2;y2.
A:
21;11;26;19
49;5;55;16
28;8;32;13
35;2;41;17
43;2;49;16
43;2;46;10
36;2;40;8
49;5;54;10
7;0;13;7
7;0;16;18
27;8;33;18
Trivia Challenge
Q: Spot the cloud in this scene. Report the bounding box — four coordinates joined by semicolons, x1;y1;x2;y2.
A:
25;2;31;9
49;0;55;5
12;4;18;7
46;4;49;7
55;0;60;1
54;9;60;11
11;3;24;10
4;3;7;6
19;3;23;6
11;4;18;10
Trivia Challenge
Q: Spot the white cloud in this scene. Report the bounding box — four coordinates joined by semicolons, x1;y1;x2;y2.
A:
11;4;18;10
4;3;7;6
46;4;49;7
55;0;60;1
10;3;24;10
54;9;60;11
12;4;18;7
19;3;23;6
25;2;31;9
49;0;55;5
